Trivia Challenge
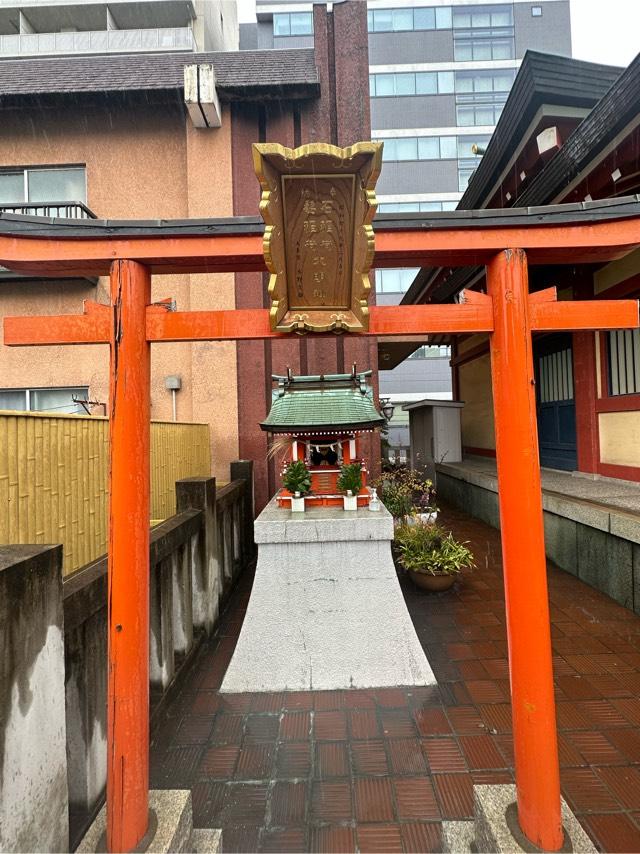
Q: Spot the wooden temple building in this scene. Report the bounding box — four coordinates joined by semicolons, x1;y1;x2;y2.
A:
260;368;385;508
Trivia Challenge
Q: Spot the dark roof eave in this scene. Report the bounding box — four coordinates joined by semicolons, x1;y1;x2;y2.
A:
0;82;320;106
3;196;640;239
459;51;625;211
260;421;385;433
517;52;640;207
217;83;320;102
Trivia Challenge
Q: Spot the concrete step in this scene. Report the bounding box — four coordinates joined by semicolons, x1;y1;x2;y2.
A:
76;790;221;853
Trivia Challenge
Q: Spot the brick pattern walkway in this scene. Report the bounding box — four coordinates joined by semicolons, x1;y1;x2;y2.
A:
151;506;640;852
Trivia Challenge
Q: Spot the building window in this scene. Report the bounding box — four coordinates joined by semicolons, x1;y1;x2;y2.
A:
379;135;457;162
539;350;574;402
454;68;514;124
408;345;451;359
0;166;86;205
532;6;543;16
456;135;490;191
452;5;513;28
368;6;452;32
454;34;514;60
608;330;640;396
370;70;454;97
458;164;476;191
453;4;514;61
378;201;458;213
0;387;89;415
456;101;505;126
273;12;313;37
457;136;490;159
375;268;420;294
455;69;516;94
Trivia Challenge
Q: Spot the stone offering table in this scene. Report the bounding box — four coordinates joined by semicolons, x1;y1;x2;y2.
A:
221;500;435;693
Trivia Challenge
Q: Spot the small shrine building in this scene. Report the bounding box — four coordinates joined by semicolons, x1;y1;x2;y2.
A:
260;368;385;508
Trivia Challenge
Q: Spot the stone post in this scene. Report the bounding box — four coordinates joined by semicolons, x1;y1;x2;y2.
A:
230;460;255;562
0;544;69;853
176;477;218;634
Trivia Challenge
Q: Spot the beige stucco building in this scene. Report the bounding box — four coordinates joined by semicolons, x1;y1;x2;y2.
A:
0;2;375;508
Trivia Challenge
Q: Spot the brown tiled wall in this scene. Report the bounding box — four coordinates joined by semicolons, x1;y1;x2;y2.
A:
232;1;378;512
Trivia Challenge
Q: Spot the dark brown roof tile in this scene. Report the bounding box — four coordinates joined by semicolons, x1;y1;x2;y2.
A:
0;48;319;99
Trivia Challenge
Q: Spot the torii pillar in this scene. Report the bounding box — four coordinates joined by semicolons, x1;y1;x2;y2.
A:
488;249;562;847
107;260;152;851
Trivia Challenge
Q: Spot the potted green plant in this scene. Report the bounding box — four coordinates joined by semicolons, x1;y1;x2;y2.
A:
374;466;437;525
394;522;474;592
282;460;311;512
338;462;362;511
377;480;413;522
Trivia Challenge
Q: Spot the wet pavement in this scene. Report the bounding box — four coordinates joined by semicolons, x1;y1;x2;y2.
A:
150;505;640;852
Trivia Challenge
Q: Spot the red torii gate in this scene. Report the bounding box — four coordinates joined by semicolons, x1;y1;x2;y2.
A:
2;207;640;853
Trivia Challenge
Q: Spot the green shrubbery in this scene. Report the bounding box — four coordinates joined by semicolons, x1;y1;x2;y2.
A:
282;460;311;495
374;465;436;520
395;522;475;576
337;463;362;494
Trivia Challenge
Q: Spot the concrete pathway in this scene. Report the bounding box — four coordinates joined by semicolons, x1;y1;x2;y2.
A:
151;506;640;853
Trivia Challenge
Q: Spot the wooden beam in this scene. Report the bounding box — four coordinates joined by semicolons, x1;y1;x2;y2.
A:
5;303;495;346
4;300;111;345
530;298;639;331
0;234;266;277
1;216;640;277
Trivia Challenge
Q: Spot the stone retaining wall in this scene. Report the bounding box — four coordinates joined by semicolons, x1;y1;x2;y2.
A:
0;463;255;853
437;465;640;615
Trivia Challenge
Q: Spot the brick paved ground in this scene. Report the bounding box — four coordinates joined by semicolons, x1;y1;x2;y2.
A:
151;505;640;852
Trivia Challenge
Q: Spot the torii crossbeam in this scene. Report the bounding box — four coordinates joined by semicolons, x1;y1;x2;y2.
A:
3;204;640;853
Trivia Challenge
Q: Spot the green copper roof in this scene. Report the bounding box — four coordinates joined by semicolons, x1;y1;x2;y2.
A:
260;370;385;433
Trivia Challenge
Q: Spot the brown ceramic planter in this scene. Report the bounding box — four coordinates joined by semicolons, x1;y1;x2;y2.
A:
408;569;458;592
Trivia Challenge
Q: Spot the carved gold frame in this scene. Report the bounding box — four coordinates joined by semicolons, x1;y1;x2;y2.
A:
253;142;383;333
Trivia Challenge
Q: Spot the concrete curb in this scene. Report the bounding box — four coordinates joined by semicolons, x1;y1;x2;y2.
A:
442;784;596;853
76;790;221;853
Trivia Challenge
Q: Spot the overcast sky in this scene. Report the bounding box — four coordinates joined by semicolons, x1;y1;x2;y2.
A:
570;0;639;66
236;0;640;68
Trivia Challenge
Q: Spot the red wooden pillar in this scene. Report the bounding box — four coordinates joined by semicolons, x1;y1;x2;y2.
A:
573;331;600;473
487;249;563;851
107;259;152;852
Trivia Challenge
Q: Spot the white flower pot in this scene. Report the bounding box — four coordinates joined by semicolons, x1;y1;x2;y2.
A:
291;494;306;512
343;491;358;511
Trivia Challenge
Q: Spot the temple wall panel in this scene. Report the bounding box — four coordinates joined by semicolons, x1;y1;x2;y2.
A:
599;412;640;468
458;353;495;452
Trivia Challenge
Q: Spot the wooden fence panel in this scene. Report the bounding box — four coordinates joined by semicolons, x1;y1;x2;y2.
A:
0;411;210;574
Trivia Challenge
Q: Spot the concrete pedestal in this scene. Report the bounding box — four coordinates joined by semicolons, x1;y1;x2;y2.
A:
76;790;221;853
442;784;596;853
221;500;435;692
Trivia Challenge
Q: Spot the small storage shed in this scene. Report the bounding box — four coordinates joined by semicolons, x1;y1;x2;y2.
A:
403;398;465;478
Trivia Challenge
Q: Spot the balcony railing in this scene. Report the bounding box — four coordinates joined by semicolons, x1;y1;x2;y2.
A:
0;201;97;219
0;25;195;57
0;201;97;280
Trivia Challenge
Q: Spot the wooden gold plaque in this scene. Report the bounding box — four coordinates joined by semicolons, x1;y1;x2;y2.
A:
253;142;382;333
